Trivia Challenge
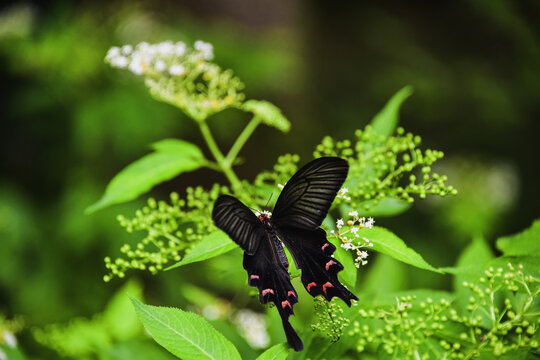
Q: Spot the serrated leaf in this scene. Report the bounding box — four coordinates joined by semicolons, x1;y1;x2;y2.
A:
165;232;237;271
357;226;441;273
370;85;413;137
496;218;540;256
86;139;205;213
130;297;241;360
256;343;290;360
242;100;290;133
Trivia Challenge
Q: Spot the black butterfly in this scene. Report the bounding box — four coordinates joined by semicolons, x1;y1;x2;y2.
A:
212;157;358;351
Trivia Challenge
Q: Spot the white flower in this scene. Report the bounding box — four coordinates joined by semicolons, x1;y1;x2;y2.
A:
234;309;269;348
365;217;375;229
351;227;359;234
154;60;166;72
3;331;16;348
128;56;144;75
157;41;174;55
348;210;358;217
121;44;133;55
106;46;120;60
174;41;187;56
359;251;369;259
336;219;344;228
169;64;185;76
111;56;128;68
341;187;349;194
194;40;213;60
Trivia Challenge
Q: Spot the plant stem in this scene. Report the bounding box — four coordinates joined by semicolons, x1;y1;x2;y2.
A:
198;121;242;191
224;115;261;167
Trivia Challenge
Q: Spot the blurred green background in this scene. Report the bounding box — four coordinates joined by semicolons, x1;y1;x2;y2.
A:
1;0;539;358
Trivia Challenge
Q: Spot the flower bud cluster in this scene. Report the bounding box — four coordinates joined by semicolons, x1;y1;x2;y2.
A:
348;263;539;359
103;184;224;281
105;40;244;122
314;126;457;212
311;296;350;342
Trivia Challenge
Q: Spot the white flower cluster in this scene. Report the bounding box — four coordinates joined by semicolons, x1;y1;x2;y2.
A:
336;187;351;201
105;40;214;77
234;309;270;348
331;211;375;268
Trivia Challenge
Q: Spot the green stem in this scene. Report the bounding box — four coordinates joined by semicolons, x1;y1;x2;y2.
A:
198;121;242;191
224;115;262;167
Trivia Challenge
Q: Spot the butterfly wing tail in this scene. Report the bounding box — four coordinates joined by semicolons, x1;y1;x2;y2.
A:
243;241;304;352
279;226;358;306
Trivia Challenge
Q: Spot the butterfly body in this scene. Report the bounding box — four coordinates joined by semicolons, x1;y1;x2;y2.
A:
212;157;358;351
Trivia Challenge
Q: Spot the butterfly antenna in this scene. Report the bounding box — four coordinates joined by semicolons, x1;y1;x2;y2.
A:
265;193;273;209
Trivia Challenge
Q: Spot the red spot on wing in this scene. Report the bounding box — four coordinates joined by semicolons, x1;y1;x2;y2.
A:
281;300;292;309
322;282;334;295
250;275;260;280
287;291;296;298
321;243;330;251
325;260;337;271
262;288;274;296
306;282;317;292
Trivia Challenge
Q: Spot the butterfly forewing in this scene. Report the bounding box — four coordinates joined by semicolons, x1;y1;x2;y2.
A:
272;157;348;230
212;195;265;255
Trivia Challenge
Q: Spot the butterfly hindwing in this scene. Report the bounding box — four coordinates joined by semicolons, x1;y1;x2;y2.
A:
272;157;348;231
243;234;303;351
212;195;265;255
278;226;358;306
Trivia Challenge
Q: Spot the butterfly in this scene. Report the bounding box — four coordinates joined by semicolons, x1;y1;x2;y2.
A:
212;157;358;351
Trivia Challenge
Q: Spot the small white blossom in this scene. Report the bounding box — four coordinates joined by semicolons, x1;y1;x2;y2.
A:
111;56;128;68
121;44;133;55
106;46;120;60
174;41;187;56
336;219;344;229
350;227;359;234
341;187;348;194
234;309;269;348
157;41;174;55
3;331;16;348
194;40;213;60
169;64;185;76
154;60;166;72
348;210;358;217
359;251;368;259
128;56;144;75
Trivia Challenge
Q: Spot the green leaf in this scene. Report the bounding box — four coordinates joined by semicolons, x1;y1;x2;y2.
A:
370;85;413;137
360;254;407;295
242;100;291;133
102;279;143;340
357;198;411;217
496;218;540;256
86;139;205;213
130;297;241;360
357;226;441;273
165;232;237;270
256;343;290;360
0;345;27;360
